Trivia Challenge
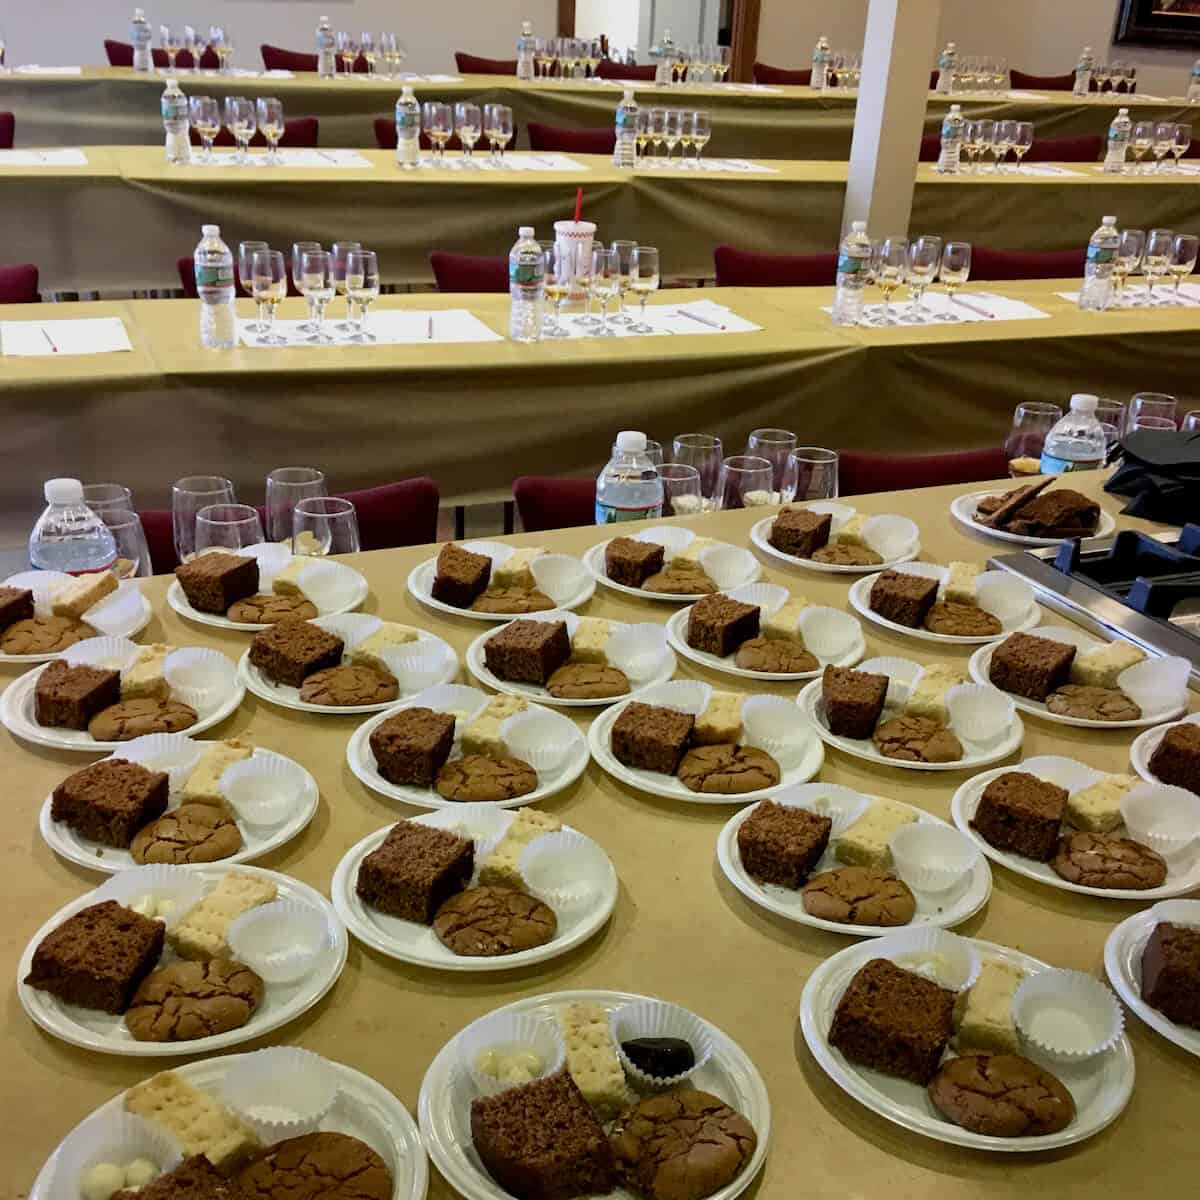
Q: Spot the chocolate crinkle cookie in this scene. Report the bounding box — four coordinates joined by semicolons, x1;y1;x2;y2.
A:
928;1053;1075;1137
433;886;556;956
873;716;963;763
1052;831;1167;890
125;959;264;1042
676;745;781;794
237;1132;393;1200
1045;685;1141;723
802;867;915;927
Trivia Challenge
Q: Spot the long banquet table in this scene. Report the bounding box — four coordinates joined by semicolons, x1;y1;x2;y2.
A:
4;66;1197;159
2;281;1199;546
5;147;1200;294
3;470;1197;1199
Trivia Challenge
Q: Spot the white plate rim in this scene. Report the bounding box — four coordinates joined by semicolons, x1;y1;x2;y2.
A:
405;556;596;622
748;516;920;575
0;593;154;664
950;490;1117;547
582;539;762;601
1130;713;1200;786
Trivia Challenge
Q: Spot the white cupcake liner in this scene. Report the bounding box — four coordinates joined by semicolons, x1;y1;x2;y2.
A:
52;1112;182;1200
411;684;490;735
6;569;74;620
634;679;712;716
1031;624;1101;652
975;571;1035;623
380;641;454;692
84;583;146;637
1150;899;1200;930
163;647;237;708
93;865;209;931
1021;754;1101;795
458;1012;566;1098
804;501;855;527
237;542;290;586
945;684;1017;744
605;623;669;682
771;783;870;838
1120;782;1200;858
632;526;695;559
889;824;980;894
222;1047;339;1142
610;1000;714;1090
697;544;756;589
876;927;981;992
724;582;789;616
858;656;921;706
1013;969;1124;1063
797;606;859;660
862;514;919;560
519;830;609;908
886;561;945;584
218;755;304;827
115;733;206;791
437;804;515;856
1118;655;1190;716
292;559;361;613
741;694;806;765
500;708;575;772
459;540;514;566
314;612;379;653
226;899;331;985
62;636;140;672
529;554;590;604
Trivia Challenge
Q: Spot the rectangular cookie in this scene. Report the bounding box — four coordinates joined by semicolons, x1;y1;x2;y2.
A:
169;871;278;960
51;571;118;619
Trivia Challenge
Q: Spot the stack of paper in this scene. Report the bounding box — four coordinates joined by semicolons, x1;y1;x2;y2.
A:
237;309;503;348
0;149;89;167
822;291;1051;325
693;158;778;173
0;318;133;357
1056;283;1200;306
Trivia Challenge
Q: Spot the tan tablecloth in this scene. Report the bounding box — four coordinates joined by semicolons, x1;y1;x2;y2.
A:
3;67;1196;158
6;148;1200;293
2;470;1196;1199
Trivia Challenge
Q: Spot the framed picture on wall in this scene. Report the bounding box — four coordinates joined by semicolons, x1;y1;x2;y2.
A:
1115;0;1200;47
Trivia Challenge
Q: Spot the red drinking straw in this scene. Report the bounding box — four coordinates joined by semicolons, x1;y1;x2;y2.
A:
574;186;583;222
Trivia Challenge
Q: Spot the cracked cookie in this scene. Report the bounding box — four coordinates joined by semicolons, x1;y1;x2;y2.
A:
641;564;717;595
298;665;399;706
1045;685;1141;722
610;1088;758;1200
433;886;556;956
470;587;555;614
1052;831;1167;890
546;661;631;699
676;745;780;794
733;637;818;675
923;602;1002;638
237;1132;393;1200
1;615;95;654
811;543;883;567
227;594;318;624
928;1052;1076;1137
88;699;198;741
131;804;243;865
873;715;963;763
125;959;264;1042
802;866;915;926
435;754;538;803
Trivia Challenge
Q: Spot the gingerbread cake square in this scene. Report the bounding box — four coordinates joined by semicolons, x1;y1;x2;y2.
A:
51;758;169;848
610;701;694;775
355;820;474;924
971;770;1067;861
737;800;832;889
769;509;831;558
175;552;259;615
369;707;456;787
988;632;1076;702
35;659;121;730
686;593;760;658
248;617;344;688
604;537;664;588
484;619;571;685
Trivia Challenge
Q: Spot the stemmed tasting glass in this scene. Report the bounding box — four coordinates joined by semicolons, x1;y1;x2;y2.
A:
1012;122;1034;170
904;236;942;323
1172;123;1191;170
189;96;220;161
83;483;134;515
250;249;288;345
292;241;321;333
345;249;380;341
160;25;182;74
1133;416;1176;432
635;109;652;166
658;464;704;516
1153;123;1175;172
1142;228;1174;305
609;240;637;325
663;110;683;165
337;32;359;75
455;103;482;164
672;434;724;509
937;241;972;319
182;26;203;72
172;475;236;562
210;26;234;73
1004;402;1062;476
266;467;327;543
256;97;284;163
961;121;981;173
196;504;264;555
1130;392;1177;427
995;120;1017;173
485;105;514;164
649;108;667;165
676;112;696;165
330;240;363;332
1095;398;1127;451
629;245;660;333
533;38;551;81
99;510;153;578
973;119;996;172
1094;63;1112;92
715;47;732;83
873;236;909;326
1131;121;1155;173
230;97;256;164
1112;229;1145;307
299;249;335;344
781;448;839;501
691;111;712;166
746;429;797;495
423;102;452;165
294;497;360;555
1182;411;1200;432
716;456;774;510
571;244;599;328
238;241;269;331
360;32;378;75
588;247;619;337
1168;234;1200;305
379;32;398;78
542;243;572;337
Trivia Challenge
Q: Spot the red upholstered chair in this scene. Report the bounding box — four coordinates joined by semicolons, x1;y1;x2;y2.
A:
336;479;441;550
753;62;811;86
373;118;398;150
970;246;1087;282
373;116;499;153
0;265;40;303
837;449;1009;498
188;117;320;150
135;510;179;575
1025;134;1102;163
455;51;518;75
0;112;13;150
713;245;836;288
513;478;596;533
176;258;302;299
919;132;941;162
527;121;616;155
260;44;366;72
104;40;217;69
429;252;508;294
1009;68;1075;92
596;60;657;81
929;70;940;90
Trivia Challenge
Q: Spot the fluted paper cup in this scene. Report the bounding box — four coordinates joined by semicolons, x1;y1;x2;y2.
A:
946;684;1016;744
862;514;919;560
804;501;855;528
724;582;789;616
293;560;361;613
510;609;580;640
889;824;980;894
635;679;711;715
797;607;859;661
772;782;870;837
458;1011;566;1098
226;899;332;985
520;830;609;908
1021;754;1100;795
610;1000;714;1090
62;636;140;672
1120;783;1200;859
698;545;756;589
459;540;513;567
858;656;920;706
412;684;490;734
51;1112;181;1200
975;571;1036;624
605;623;669;682
219;755;305;827
530;554;590;605
430;803;514;850
84;582;145;637
380;641;453;692
163;647;237;709
222;1047;338;1141
632;526;695;559
501;708;575;773
876;927;980;992
1150;899;1200;930
315;612;378;653
742;693;805;764
237;542;290;587
886;561;945;584
93;865;208;931
6;569;73;619
115;732;205;790
1118;656;1190;717
1013;969;1124;1063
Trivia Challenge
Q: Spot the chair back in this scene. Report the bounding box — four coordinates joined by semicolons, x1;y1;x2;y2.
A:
0;112;13;151
373;117;398;150
375;117;499;153
0;264;40;304
837;449;1009;498
596;60;656;81
513;477;596;533
188;117;320;150
429;253;508;294
455;51;518;75
970;246;1087;282
752;62;811;85
527;122;615;155
919;132;941;162
176;258;302;299
105;39;217;69
713;245;836;288
1025;134;1102;163
1009;68;1075;92
261;44;318;72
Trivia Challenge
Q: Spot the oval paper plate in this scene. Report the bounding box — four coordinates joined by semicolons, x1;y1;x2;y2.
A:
748;515;920;575
406;554;595;622
583;538;761;601
950;490;1117;547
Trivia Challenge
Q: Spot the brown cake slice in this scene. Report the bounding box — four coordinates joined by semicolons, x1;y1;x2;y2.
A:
369;707;456;787
355;820;474;924
1148;723;1200;795
971;770;1067;861
35;659;122;730
113;1155;243;1200
611;701;695;774
248;617;344;688
432;543;492;608
686;593;760;657
51;758;169;848
988;631;1075;702
1141;921;1200;1029
737;800;832;888
0;585;34;630
822;665;888;739
175;552;259;614
1005;489;1100;538
869;570;939;628
604;536;664;588
484;619;572;685
769;508;832;558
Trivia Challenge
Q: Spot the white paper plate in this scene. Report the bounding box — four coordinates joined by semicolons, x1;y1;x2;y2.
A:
847;573;1041;645
331;814;617;972
1;659;245;752
664;605;865;682
1131;713;1200;788
951;763;1200;900
0;595;154;664
968;633;1189;730
406;556;595;622
347;695;589;810
465;621;677;709
419;989;769;1200
1105;906;1200;1058
800;937;1135;1151
749;516;920;575
583;539;761;601
950;490;1117;547
17;865;346;1056
166;558;369;632
29;1051;428;1200
797;677;1024;773
587;695;823;804
717;797;992;936
39;744;319;874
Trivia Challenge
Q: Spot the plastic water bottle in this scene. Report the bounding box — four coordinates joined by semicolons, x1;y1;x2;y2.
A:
1189;59;1200;102
1073;46;1094;97
194;224;237;349
1103;108;1131;173
29;479;117;575
811;36;831;91
516;20;536;81
937;42;958;94
316;14;336;80
613;88;638;169
1040;395;1107;475
162;77;190;165
655;29;675;87
508;226;545;343
595;432;664;525
1079;215;1120;312
936;104;965;174
832;221;872;326
131;8;153;73
395;86;421;169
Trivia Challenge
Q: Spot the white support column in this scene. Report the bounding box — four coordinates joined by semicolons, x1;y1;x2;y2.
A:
842;0;944;238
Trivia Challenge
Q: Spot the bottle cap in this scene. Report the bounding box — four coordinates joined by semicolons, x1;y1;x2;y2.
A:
522;21;533;34
947;42;956;49
135;8;145;17
1102;215;1117;224
401;86;415;98
202;224;220;236
1069;394;1099;413
44;478;83;504
518;226;535;238
616;431;647;452
850;220;867;232
1118;107;1129;114
950;104;962;111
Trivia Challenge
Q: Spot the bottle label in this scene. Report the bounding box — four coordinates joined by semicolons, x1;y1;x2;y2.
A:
940;52;954;69
396;112;418;130
162;97;188;121
510;261;540;286
836;253;866;275
1087;245;1115;265
615;109;635;129
1108;127;1126;142
196;264;234;290
941;117;958;137
1040;451;1102;474
595;501;661;524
